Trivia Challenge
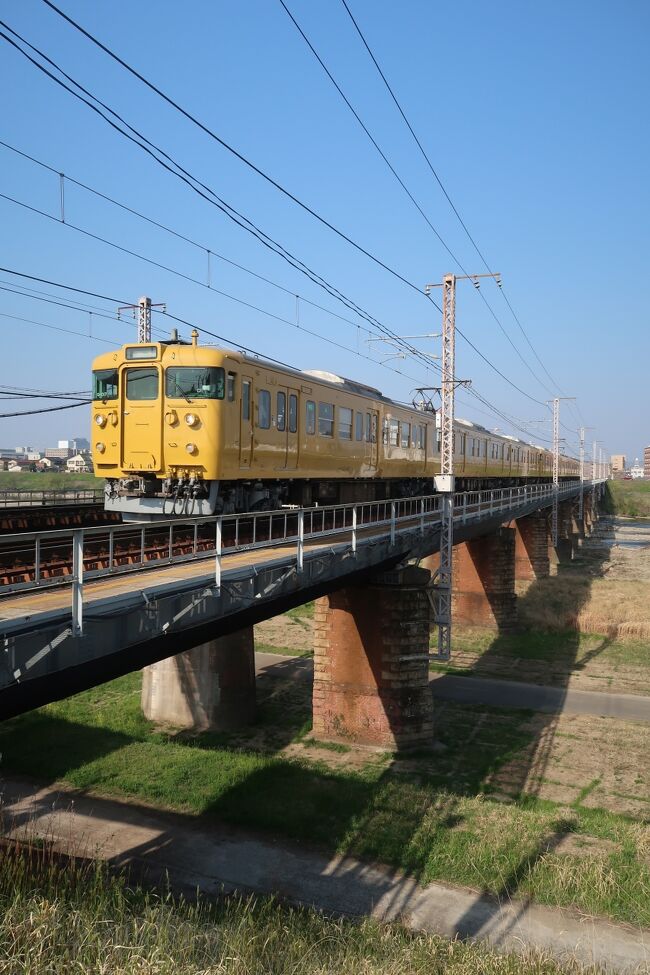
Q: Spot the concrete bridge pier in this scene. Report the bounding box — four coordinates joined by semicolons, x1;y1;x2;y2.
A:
141;629;256;731
312;565;434;750
452;527;518;631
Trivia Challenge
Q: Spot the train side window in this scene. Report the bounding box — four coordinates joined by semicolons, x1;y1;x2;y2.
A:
277;392;286;432
318;402;334;437
365;413;371;442
355;412;364;441
387;418;399;446
370;414;377;444
258;389;271;429
400;422;410;448
242;381;251;421
227;373;236;402
289;394;297;433
306;400;316;435
126;367;158;401
338;406;353;440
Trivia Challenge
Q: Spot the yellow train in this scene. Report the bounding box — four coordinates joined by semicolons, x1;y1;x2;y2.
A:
91;331;579;519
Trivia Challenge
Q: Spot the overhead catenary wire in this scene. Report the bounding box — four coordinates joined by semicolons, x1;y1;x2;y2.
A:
0;139;405;339
0;192;435;388
279;0;558;400
2;13;552;411
1;264;551;447
337;0;566;397
0;20;434;353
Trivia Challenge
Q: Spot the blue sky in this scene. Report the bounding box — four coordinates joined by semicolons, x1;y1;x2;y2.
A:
1;0;648;463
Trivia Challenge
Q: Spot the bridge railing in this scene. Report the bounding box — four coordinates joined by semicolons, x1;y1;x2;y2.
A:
0;488;105;508
0;480;596;637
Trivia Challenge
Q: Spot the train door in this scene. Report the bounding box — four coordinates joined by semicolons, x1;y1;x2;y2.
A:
365;410;379;470
239;376;253;469
120;366;162;472
285;388;299;469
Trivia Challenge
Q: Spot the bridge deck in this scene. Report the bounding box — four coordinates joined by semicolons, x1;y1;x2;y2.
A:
0;481;601;721
0;531;355;625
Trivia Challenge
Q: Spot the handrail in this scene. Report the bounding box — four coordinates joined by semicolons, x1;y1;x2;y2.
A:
0;480;601;637
0;488;104;508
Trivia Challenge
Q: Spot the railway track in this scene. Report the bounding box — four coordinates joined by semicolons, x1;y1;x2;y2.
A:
0;507;364;591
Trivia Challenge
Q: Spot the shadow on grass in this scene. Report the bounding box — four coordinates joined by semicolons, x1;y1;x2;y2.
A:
2;493;637;934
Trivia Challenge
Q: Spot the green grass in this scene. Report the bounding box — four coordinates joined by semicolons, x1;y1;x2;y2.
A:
442;627;650;673
286;600;315;621
0;471;101;491
0;844;603;975
604;480;650;518
2;671;650;929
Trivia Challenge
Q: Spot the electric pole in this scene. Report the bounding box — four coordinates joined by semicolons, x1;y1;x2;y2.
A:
548;397;575;546
425;271;499;660
118;295;166;342
578;425;595;520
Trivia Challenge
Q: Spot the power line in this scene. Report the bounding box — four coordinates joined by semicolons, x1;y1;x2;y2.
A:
0;22;458;394
338;0;566;396
0;22;431;349
1;265;548;447
34;0;428;299
0;309;115;345
0;139;413;338
0;398;90;418
5;11;551;409
0;192;435;388
280;0;557;400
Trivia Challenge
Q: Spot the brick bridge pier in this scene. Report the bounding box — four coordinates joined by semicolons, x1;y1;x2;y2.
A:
142;490;599;749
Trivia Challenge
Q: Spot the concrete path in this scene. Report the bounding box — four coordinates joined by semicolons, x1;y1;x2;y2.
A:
1;776;648;973
255;652;650;723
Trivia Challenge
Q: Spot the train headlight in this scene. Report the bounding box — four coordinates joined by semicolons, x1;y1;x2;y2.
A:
95;442;106;454
185;413;199;427
95;414;107;427
186;443;197;455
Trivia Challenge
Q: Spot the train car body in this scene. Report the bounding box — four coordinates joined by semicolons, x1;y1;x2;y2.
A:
91;333;578;520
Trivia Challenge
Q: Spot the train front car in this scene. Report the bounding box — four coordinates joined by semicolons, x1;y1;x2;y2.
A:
92;330;224;521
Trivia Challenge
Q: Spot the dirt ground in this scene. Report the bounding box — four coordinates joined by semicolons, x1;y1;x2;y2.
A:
255;613;314;653
245;670;650;825
254;517;650;697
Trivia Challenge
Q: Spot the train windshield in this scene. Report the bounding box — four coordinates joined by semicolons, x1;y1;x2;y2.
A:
92;369;118;401
165;367;225;400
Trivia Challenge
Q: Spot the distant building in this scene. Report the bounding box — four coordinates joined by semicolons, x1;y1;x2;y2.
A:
71;437;90;452
645;446;650;480
630;458;644;480
46;447;73;460
66;453;93;474
57;439;73;450
611;454;626;472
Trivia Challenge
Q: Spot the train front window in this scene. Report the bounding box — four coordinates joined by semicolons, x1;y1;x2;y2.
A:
126;367;158;401
165;366;225;400
93;369;118;401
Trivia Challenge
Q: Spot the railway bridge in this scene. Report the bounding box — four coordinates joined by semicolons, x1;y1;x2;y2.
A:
0;480;605;749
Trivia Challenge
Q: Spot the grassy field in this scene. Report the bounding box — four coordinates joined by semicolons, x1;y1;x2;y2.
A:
0;844;604;975
0;471;101;491
2;669;650;929
604;479;650;518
